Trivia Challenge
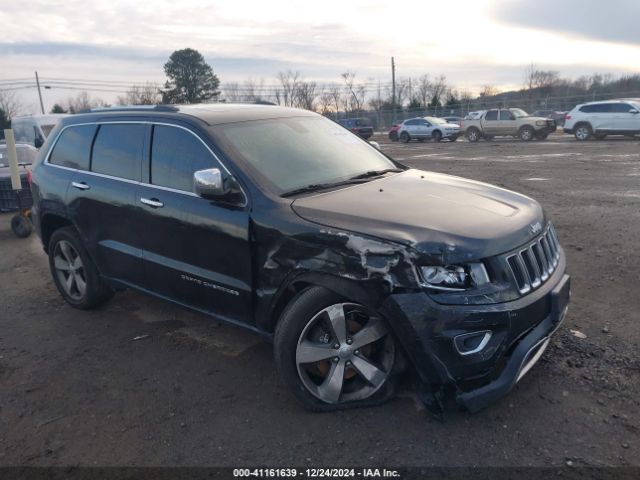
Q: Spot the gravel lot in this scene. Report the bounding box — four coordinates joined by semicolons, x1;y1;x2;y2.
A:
0;133;638;467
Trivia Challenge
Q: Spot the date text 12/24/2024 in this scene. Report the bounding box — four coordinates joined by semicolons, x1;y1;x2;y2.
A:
233;468;401;478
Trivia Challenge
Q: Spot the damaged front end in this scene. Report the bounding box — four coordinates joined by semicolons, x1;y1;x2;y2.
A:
252;201;569;415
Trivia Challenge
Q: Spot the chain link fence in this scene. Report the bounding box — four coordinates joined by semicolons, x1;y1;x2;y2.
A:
327;89;640;131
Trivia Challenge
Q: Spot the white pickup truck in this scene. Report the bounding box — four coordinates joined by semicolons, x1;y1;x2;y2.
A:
462;108;556;142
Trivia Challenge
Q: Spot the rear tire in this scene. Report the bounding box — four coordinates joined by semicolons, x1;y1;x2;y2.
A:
574;123;592;141
48;226;114;309
466;128;480;142
400;132;410;143
274;286;400;412
432;130;442;142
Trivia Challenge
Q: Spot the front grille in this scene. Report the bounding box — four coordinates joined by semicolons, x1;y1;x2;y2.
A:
506;225;560;295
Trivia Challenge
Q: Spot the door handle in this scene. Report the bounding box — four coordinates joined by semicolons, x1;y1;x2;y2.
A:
140;197;164;208
71;181;90;190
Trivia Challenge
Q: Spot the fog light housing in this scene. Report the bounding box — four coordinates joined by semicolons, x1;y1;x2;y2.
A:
454;331;492;356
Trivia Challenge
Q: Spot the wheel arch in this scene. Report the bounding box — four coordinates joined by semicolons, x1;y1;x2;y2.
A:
40;212;74;252
262;272;382;333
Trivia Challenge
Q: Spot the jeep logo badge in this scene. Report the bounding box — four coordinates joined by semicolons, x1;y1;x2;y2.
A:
530;222;542;234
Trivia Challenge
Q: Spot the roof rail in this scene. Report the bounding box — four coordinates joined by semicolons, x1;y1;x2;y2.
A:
79;105;180;114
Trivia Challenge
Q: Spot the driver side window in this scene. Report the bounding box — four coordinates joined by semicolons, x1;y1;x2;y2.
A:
151;125;220;192
499;110;514;120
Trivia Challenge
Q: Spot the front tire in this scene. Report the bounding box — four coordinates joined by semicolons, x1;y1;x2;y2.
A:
274;286;399;411
519;126;535;141
48;226;114;309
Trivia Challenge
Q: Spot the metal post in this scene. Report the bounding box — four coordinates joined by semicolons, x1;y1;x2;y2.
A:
391;57;396;123
35;71;45;114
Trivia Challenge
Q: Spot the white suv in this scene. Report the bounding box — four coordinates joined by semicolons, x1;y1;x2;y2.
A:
397;116;460;143
564;100;640;141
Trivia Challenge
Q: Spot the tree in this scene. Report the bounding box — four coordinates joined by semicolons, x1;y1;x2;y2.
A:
162;48;220;104
0;108;10;130
275;70;301;107
341;71;366;113
117;83;161;105
0;90;23;119
63;91;106;113
50;104;67;114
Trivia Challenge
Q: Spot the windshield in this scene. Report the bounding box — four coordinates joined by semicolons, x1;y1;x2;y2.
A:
215;116;396;194
425;117;447;125
510;108;529;118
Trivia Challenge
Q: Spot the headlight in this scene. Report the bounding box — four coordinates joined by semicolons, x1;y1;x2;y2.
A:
420;263;490;291
535;120;546;126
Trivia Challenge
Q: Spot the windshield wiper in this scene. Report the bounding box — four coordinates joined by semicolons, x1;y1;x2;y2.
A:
348;168;403;180
281;179;368;197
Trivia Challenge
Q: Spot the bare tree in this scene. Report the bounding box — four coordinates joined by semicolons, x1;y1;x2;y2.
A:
296;81;318;110
116;83;161;105
243;77;266;103
479;85;498;97
64;91;105;113
430;75;448;106
0;90;24;119
222;82;242;103
317;89;335;115
415;74;432;108
328;86;343;116
276;70;301;107
340;71;366;113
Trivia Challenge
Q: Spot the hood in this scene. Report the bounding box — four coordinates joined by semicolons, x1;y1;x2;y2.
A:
291;169;545;263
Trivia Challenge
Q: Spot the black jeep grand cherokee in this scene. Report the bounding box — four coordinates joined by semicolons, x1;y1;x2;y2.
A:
31;104;570;413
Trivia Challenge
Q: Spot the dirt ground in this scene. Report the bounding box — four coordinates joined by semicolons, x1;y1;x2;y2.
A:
0;133;638;468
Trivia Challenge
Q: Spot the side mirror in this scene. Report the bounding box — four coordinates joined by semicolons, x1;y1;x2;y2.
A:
629;109;639;114
369;141;381;150
34;137;44;149
194;168;232;199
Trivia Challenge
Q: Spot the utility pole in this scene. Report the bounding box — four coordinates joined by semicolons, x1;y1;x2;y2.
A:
391;57;396;122
35;71;45;114
377;80;382;130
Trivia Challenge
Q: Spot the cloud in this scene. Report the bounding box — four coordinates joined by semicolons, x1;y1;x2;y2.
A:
493;0;640;46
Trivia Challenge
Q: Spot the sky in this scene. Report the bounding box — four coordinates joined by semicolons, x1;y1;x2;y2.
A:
1;0;639;114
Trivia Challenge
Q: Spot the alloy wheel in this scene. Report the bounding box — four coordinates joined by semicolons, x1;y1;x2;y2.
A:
576;126;590;141
295;303;395;404
53;240;87;300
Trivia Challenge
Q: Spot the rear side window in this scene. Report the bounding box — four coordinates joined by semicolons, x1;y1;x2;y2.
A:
91;124;145;181
610;103;633;113
151;125;218;192
49;125;96;170
485;110;498;120
499;110;514;120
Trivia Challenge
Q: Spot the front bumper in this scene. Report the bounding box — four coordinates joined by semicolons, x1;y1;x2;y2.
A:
457;273;570;412
381;254;570;412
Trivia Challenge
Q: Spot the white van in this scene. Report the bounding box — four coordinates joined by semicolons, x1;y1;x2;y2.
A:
9;114;70;148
